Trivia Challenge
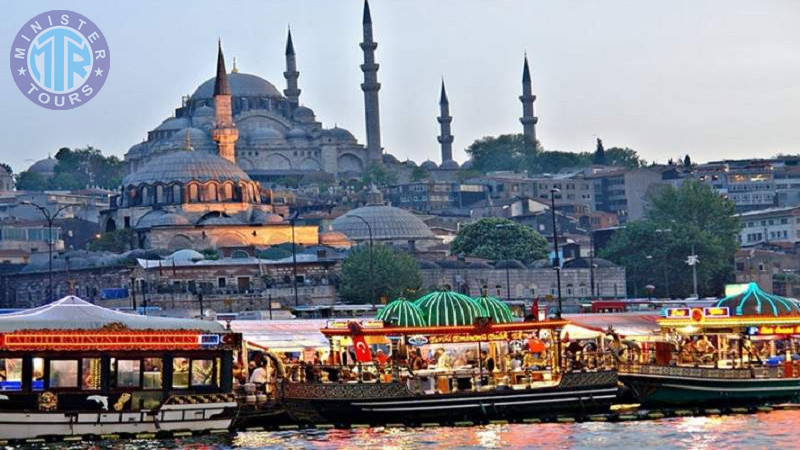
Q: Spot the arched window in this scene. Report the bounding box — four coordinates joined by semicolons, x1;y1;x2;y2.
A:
155;185;164;204
141;186;150;205
204;184;218;202
223;183;233;201
188;184;199;203
173;184;182;204
566;284;574;296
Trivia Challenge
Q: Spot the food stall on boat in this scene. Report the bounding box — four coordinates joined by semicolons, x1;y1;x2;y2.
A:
0;296;240;440
280;291;618;425
619;282;800;406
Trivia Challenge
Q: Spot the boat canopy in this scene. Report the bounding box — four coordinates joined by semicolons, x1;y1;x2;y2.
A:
473;295;514;324
0;296;227;333
414;290;488;326
714;282;800;317
376;298;426;327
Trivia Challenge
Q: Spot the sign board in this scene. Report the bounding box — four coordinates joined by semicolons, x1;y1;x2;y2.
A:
665;308;691;319
326;319;384;330
746;325;800;336
702;307;730;318
0;331;203;351
427;330;525;345
407;335;429;346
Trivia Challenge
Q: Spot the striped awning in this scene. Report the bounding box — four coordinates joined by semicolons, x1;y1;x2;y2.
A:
473;295;514;324
375;298;426;327
414;291;487;327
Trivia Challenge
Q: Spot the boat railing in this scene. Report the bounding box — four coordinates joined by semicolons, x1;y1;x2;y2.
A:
619;363;793;380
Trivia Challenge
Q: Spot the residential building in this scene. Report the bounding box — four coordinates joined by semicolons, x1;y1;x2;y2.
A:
736;206;800;246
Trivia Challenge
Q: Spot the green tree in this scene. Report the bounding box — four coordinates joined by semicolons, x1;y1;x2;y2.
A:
411;166;430;182
15;171;49;191
593;138;606;164
340;244;422;304
451;217;549;262
363;163;398;187
465;134;531;173
604;147;644;168
87;229;136;253
600;181;739;298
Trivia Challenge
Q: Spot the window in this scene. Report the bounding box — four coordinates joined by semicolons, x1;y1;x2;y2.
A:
0;358;23;391
82;358;101;390
49;360;79;388
218;277;227;288
32;357;44;391
191;360;214;386
172;357;190;389
116;360;141;388
143;358;163;390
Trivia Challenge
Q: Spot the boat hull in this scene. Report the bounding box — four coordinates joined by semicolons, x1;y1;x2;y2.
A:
620;366;800;407
281;371;618;425
0;402;237;440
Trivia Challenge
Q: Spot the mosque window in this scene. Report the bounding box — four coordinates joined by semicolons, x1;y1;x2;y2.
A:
205;184;218;202
223;183;233;201
172;185;182;204
188;184;199;203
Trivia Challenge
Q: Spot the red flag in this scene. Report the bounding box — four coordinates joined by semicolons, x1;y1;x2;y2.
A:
532;300;539;321
353;335;372;363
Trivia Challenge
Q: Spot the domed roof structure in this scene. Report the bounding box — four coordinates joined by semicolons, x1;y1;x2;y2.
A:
135;211;192;229
287;128;308;139
193;105;215;117
29;157;57;175
420;160;438;170
247;127;286;145
415;290;487;326
473;295;514;324
440;159;460;170
251;210;284;224
122;149;251;186
168;249;204;261
376;298;426;327
191;72;282;100
154;117;191;132
318;231;350;247
197;214;244;226
321;127;357;143
461;160;474;170
714;282;800;317
331;205;435;241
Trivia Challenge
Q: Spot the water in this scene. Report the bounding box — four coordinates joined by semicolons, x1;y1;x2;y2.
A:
20;410;800;449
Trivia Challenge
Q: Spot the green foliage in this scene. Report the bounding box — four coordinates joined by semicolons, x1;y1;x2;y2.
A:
451;217;549;262
600;181;739;298
340;243;422;304
465;134;644;175
15;170;48;191
411;166;430;182
0;163;11;174
87;229;135;253
15;147;124;191
363;163;398;187
200;248;220;260
593;138;606;164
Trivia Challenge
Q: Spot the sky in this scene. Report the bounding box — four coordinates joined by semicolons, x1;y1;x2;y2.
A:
3;1;800;173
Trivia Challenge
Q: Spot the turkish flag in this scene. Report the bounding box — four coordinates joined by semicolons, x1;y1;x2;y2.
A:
353;334;373;363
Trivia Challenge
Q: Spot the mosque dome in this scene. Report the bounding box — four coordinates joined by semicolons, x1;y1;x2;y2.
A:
461;160;474;170
318;231;351;248
154;117;191;132
135;211;192;229
403;159;418;168
122;149;251;186
420;160;438;170
197;214;244;226
126;142;149;159
383;153;400;165
293;106;315;121
247;127;286;145
29;157;58;176
169;127;214;149
321;127;357;144
441;159;460;170
251;210;284;224
193;105;215;117
287;128;308;140
168;249;205;261
331;205;435;241
191;72;282;101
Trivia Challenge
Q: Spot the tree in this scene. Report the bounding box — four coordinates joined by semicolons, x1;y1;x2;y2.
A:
605;147;644;168
683;154;692;168
363;163;398;187
600;181;739;298
340;244;422;304
411;166;430;182
593;138;606;164
451;217;549;262
15;171;48;191
87;229;136;253
0;163;11;175
465;134;530;173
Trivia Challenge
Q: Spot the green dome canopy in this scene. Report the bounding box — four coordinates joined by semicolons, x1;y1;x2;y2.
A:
473;295;515;324
714;282;800;317
414;291;488;326
375;298;426;327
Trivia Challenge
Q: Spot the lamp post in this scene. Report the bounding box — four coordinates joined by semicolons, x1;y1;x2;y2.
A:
494;223;513;301
687;244;700;299
550;188;563;318
21;201;77;302
655;228;672;299
289;211;300;307
349;214;374;305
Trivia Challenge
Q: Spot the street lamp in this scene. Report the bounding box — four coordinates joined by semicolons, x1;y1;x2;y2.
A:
655;228;672;299
288;211;300;307
21;200;77;302
550;188;563;318
349;214;374;305
494;223;513;301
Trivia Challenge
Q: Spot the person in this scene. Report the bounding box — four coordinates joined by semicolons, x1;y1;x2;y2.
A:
435;349;451;370
249;361;269;387
482;351;496;373
511;354;523;371
411;348;427;371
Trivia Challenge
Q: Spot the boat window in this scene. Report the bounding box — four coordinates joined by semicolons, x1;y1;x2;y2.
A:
143;358;163;390
0;358;22;391
191;359;214;386
32;357;44;391
81;358;102;390
172;357;190;389
117;360;141;388
49;360;79;388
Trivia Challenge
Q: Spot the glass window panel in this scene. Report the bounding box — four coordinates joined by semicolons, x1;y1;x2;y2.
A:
0;358;23;391
49;360;79;388
116;360;141;388
81;358;102;390
32;357;45;391
190;359;214;386
143;358;163;390
172;357;189;389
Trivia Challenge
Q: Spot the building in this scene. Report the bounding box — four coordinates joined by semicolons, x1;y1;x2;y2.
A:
0;221;63;255
382;180;487;213
0;166;13;192
531;176;594;217
734;248;800;297
736;206;800;247
0;190;110;223
584;167;665;222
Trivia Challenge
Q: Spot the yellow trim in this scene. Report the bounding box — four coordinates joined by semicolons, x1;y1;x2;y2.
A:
660;315;800;329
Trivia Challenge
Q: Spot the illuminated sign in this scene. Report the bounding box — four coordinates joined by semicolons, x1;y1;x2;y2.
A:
407;335;429;346
703;307;730;318
326;320;384;330
665;308;691;319
199;334;220;346
725;283;750;297
747;325;800;336
427;331;525;345
361;320;384;329
326;321;349;329
0;331;203;351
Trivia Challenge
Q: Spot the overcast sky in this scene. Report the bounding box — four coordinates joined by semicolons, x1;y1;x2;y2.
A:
3;1;800;173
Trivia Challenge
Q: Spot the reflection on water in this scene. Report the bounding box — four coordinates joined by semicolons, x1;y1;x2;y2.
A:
22;410;800;449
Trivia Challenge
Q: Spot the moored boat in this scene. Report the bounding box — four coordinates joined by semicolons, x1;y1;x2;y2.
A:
0;296;241;440
279;291;618;425
619;283;800;407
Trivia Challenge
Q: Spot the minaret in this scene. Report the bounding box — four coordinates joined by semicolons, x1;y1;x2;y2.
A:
211;41;239;164
283;28;301;109
360;0;383;163
437;80;454;163
519;54;538;147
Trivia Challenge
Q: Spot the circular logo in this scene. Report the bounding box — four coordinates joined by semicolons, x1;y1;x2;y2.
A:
9;10;110;110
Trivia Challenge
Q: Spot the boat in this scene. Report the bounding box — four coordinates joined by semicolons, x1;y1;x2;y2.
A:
0;296;241;440
619;282;800;407
279;291;618;425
